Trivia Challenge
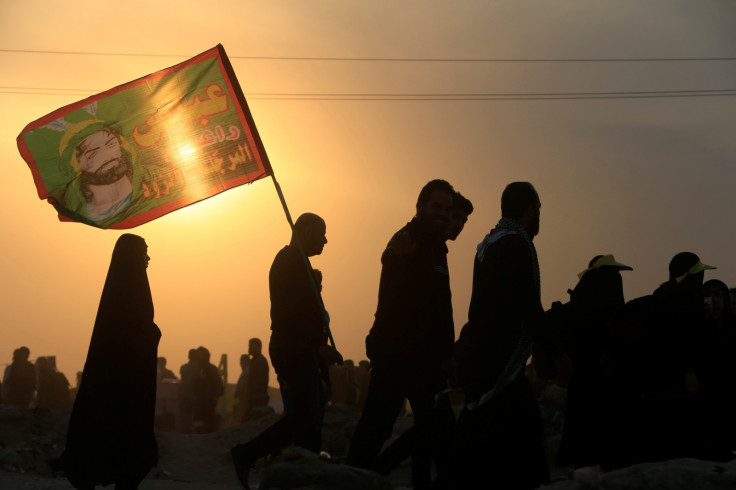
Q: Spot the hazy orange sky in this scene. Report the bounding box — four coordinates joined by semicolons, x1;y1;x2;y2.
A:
1;1;735;384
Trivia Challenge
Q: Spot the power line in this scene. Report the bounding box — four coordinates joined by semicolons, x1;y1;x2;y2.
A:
5;86;736;96
3;92;736;101
250;92;736;101
1;48;735;63
0;86;99;93
243;88;736;99
2;87;735;101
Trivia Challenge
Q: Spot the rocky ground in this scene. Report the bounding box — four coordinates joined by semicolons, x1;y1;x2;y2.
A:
2;387;736;489
0;403;405;489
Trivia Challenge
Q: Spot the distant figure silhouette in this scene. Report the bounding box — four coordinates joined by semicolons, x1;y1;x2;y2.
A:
230;213;342;489
242;338;270;421
157;357;176;382
454;182;569;490
179;348;198;433
328;363;347;405
2;346;36;406
234;353;251;421
36;356;72;410
61;234;160;490
356;360;371;411
347;179;456;489
342;359;360;409
192;346;224;433
235;338;271;423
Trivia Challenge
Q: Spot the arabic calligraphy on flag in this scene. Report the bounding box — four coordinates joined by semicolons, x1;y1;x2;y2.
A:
17;44;272;229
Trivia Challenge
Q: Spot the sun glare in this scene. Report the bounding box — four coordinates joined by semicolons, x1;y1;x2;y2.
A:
177;144;197;161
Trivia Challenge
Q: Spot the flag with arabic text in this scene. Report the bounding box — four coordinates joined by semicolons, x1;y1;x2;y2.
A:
17;45;271;229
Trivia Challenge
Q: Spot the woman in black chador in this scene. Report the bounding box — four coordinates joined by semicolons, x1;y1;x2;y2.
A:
62;234;161;489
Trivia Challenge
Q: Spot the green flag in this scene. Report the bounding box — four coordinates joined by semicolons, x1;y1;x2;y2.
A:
17;44;271;229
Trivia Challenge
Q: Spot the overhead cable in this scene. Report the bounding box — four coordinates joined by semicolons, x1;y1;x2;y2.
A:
2;86;736;100
2;48;735;63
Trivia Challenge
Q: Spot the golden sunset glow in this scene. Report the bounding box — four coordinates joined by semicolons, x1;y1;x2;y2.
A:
1;1;735;386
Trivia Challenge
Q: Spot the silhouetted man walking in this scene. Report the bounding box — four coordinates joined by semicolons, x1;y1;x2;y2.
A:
371;189;474;486
347;179;455;489
230;213;341;489
454;182;567;490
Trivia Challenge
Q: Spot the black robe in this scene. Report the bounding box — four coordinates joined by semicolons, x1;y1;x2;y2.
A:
62;234;161;489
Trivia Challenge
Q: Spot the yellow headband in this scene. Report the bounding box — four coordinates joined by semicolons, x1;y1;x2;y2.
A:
578;254;633;280
674;260;716;284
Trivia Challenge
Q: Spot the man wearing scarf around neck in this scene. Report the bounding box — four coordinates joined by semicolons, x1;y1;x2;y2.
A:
347;179;455;490
453;182;569;490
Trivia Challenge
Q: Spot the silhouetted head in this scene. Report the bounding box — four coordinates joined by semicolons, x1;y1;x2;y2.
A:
501;182;540;237
248;338;262;356
446;191;473;241
703;279;732;321
14;347;30;362
111;234;150;271
157;357;167;369
588;255;603;268
196;346;210;364
578;254;633;280
416;179;454;234
572;255;632;314
95;234;152;334
668;252;715;294
292;213;327;256
188;348;197;361
36;356;50;371
240;353;250;370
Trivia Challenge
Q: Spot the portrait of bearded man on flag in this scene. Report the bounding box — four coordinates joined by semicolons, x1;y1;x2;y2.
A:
73;126;135;222
18;45;272;230
38;101;186;228
51;114;138;224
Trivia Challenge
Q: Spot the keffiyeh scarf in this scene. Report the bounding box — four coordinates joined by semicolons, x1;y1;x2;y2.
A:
477;217;540;296
468;217;540;410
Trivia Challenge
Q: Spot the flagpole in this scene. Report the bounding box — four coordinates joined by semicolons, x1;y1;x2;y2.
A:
270;175;337;349
214;45;336;350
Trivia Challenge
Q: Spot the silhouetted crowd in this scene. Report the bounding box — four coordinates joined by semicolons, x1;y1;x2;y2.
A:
549;256;736;470
226;179;736;490
1;347;72;410
178;346;224;433
234;338;271;423
9;181;735;490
